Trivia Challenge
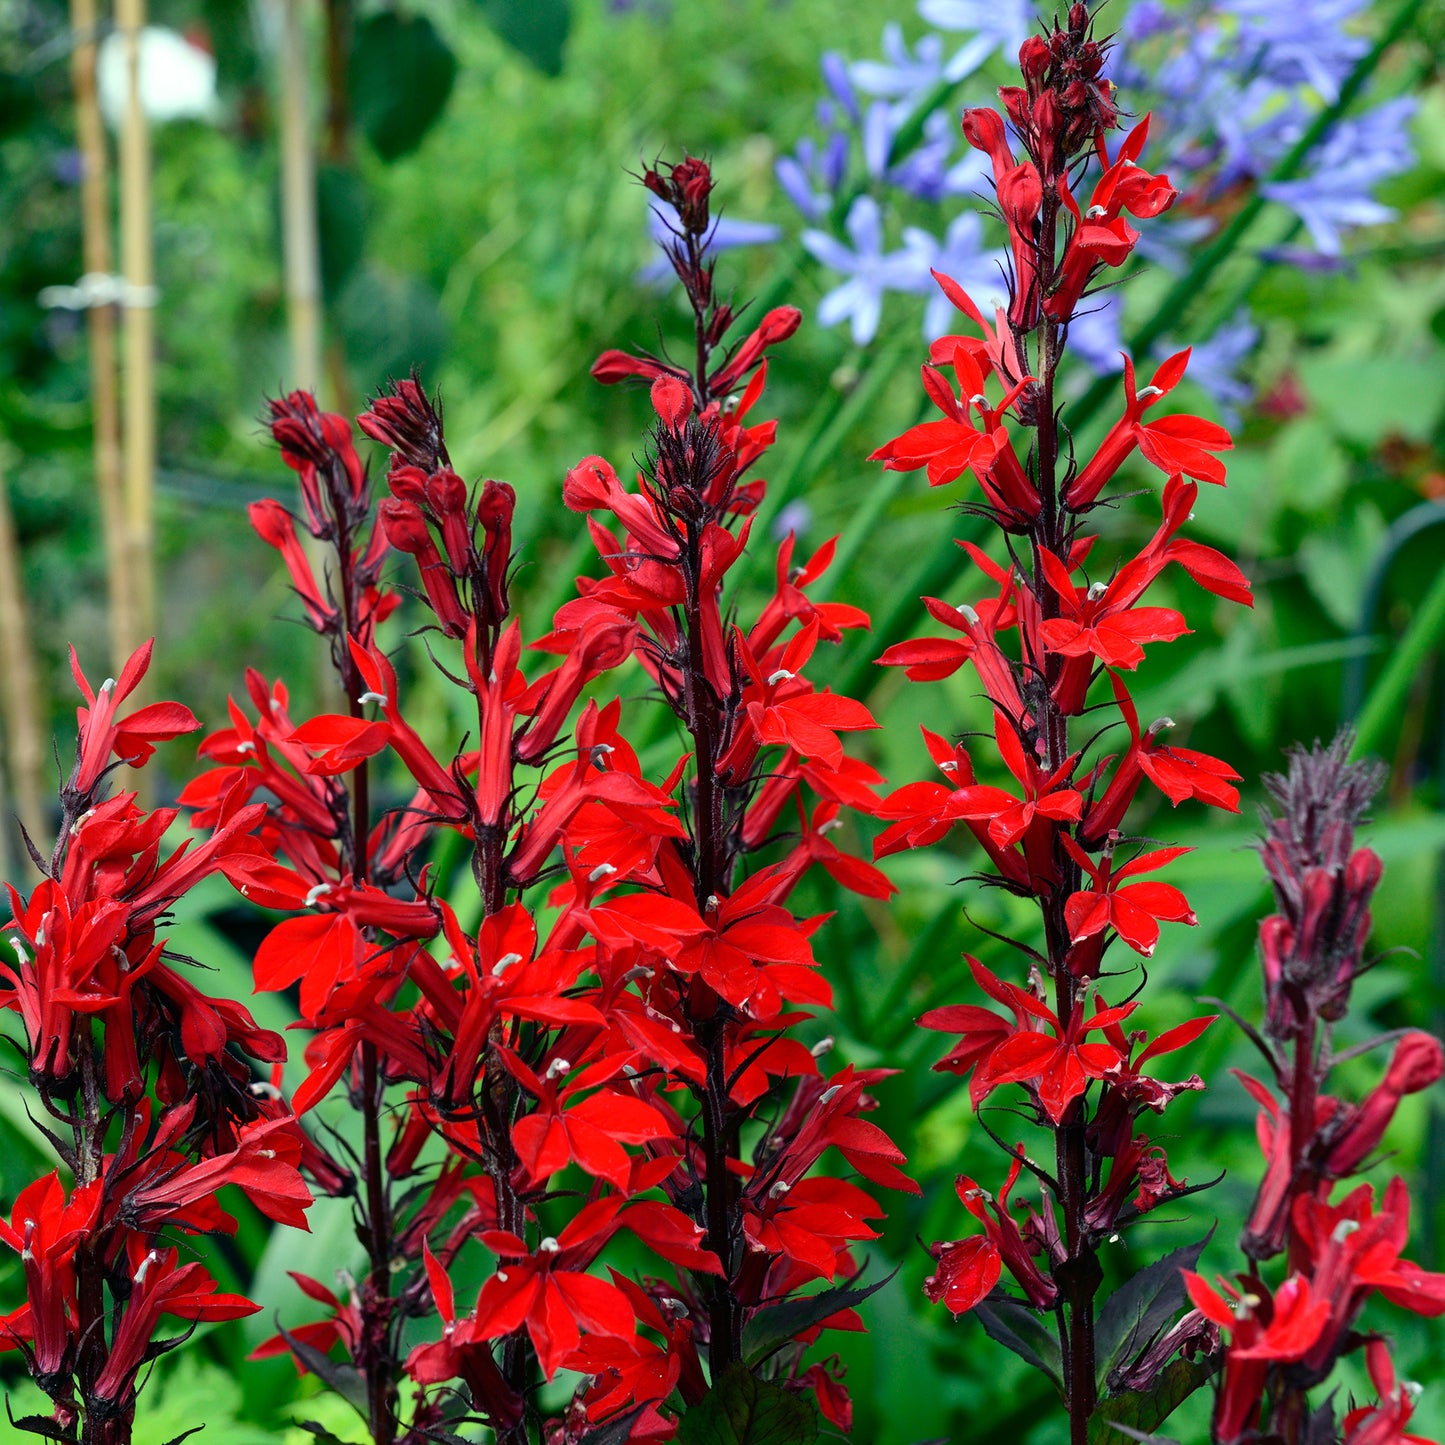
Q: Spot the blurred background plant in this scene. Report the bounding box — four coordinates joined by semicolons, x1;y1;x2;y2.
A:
0;0;1444;1441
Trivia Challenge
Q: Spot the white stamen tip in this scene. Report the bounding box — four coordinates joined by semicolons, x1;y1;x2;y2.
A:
959;604;979;626
819;1084;841;1104
588;863;618;882
769;1180;791;1198
969;393;989;408
236;740;256;754
304;883;334;908
539;1237;561;1255
704;894;720;912
545;1058;571;1080
1137;385;1164;401
1087;581;1108;601
767;669;795;686
1332;1219;1361;1243
818;819;843;835
358;691;388;707
100;678;116;694
492;951;523;976
810;1036;835;1058
1086;204;1109;219
1148;717;1175;735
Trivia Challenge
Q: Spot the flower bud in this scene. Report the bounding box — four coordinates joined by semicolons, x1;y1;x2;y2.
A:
425;467;474;575
1019;35;1050;80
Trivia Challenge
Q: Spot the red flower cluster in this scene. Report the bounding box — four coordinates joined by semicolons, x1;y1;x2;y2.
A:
166;152;912;1445
0;641;315;1442
863;10;1257;1445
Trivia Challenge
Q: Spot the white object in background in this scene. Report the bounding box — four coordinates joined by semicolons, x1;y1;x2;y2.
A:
97;26;218;128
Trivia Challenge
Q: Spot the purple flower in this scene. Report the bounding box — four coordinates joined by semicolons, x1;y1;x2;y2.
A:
820;51;862;126
776;132;850;223
888;110;991;203
771;500;813;541
1262;97;1416;254
803;195;934;345
909;213;1008;340
850;24;948;111
862;100;899;180
639;209;782;286
917;0;1034;81
1221;0;1369;101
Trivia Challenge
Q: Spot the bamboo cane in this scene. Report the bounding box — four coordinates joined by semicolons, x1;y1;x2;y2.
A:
68;0;131;677
280;0;323;392
0;453;49;862
115;0;155;664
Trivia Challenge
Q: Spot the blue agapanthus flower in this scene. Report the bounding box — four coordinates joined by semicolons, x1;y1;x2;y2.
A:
802;195;935;345
765;0;1417;409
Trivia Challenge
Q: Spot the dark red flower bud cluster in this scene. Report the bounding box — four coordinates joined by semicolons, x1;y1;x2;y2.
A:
1185;740;1445;1444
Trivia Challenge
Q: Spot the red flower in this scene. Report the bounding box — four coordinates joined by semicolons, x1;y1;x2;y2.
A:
0;1173;102;1376
471;1200;637;1380
1184;1271;1331;1444
1061;836;1197;957
1066;350;1233;507
68;640;200;796
924;1234;1000;1317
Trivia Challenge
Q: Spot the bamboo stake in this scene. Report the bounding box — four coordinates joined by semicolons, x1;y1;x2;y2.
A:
0;454;49;862
280;0;322;392
115;0;155;662
68;0;131;676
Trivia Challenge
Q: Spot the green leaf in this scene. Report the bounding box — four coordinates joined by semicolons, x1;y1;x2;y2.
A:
278;1328;369;1416
677;1365;818;1445
476;0;571;76
973;1295;1064;1393
350;12;458;162
1094;1235;1210;1391
1298;355;1445;447
294;1426;350;1445
740;1273;893;1367
1089;1357;1217;1445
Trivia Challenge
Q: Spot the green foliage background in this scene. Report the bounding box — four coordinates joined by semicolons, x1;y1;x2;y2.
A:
1;0;1444;1440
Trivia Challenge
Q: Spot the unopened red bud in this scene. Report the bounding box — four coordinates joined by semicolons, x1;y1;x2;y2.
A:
961;107;1015;175
652;376;694;431
1033;91;1063;174
706;303;736;348
1384;1031;1445;1095
1019;35;1050;80
1346;846;1383;896
377;496;433;555
999;86;1030;131
477;479;516;533
1069;2;1089;32
387;463;430;506
425;467;473;574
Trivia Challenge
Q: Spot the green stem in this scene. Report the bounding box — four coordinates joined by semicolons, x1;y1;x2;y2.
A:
1351;563;1445;759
